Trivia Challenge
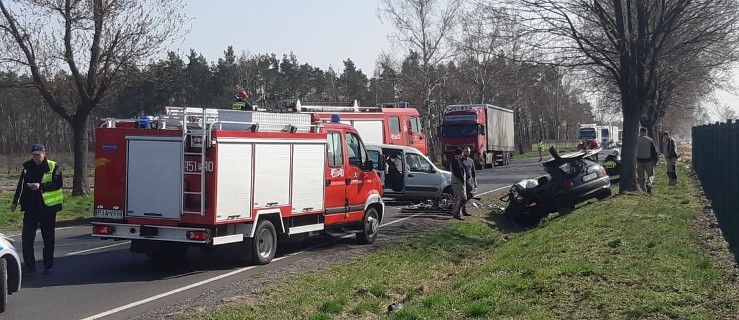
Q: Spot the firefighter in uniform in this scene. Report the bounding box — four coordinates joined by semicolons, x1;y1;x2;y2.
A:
11;144;64;274
461;147;477;216
232;90;254;111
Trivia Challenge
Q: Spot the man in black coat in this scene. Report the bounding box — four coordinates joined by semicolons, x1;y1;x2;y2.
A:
11;144;64;275
450;148;466;220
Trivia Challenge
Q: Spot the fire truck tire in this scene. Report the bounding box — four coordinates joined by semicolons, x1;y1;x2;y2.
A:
250;220;277;265
357;207;379;244
0;258;7;313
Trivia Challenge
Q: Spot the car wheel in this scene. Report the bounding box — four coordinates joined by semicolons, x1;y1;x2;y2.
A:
596;188;612;200
251;219;278;265
0;258;7;313
438;190;454;210
554;196;575;215
357;207;380;244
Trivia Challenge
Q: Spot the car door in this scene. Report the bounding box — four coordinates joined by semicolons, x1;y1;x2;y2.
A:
404;151;443;199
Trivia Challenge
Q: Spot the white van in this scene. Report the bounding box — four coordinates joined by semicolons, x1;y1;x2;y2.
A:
365;144;453;202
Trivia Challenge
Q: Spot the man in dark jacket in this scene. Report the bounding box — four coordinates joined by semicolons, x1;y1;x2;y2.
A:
461;147;477;216
450;148;466;220
662;131;679;185
636;128;659;193
11;144;64;275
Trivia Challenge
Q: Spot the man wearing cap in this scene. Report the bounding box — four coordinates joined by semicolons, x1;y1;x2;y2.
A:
662;131;679;185
11;144;64;275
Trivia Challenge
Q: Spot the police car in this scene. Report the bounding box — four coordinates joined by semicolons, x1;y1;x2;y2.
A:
0;233;21;313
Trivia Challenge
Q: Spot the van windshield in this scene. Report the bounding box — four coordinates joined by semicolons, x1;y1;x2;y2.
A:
442;124;478;138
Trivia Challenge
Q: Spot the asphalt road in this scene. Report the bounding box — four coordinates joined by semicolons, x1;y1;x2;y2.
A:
3;152;611;320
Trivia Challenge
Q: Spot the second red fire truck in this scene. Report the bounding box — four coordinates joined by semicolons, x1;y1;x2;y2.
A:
297;100;428;155
91;108;384;265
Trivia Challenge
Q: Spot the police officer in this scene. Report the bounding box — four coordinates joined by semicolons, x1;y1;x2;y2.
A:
11;144;63;275
460;147;477;216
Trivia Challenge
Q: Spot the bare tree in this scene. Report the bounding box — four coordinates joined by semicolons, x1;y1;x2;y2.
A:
0;0;187;195
517;0;739;193
710;101;738;122
379;0;464;161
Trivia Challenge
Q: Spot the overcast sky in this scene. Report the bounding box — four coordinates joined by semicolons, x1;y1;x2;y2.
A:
176;0;739;120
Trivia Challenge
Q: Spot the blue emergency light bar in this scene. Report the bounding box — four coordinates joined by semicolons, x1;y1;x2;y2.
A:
331;114;341;123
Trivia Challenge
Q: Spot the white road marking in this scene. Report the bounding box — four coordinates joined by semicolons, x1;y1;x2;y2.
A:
80;213;423;320
66;241;130;256
476;186;509;196
7;225;80;238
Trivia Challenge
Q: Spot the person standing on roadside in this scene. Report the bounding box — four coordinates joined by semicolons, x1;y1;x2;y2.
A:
450;148;467;220
460;147;477;216
538;139;545;161
11;144;64;275
662;131;679;185
636;128;659;193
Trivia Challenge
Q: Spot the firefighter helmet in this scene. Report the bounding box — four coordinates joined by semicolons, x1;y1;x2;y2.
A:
237;90;248;99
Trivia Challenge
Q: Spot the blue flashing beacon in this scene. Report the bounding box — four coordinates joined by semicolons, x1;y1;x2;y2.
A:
331;114;341;123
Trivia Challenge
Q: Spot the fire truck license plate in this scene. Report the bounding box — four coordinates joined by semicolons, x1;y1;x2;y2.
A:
94;209;123;219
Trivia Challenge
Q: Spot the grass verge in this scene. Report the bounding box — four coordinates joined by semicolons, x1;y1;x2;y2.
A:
198;164;739;319
0;190;93;232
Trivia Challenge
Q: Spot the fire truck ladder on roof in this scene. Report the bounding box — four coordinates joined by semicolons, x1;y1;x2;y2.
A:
181;108;210;216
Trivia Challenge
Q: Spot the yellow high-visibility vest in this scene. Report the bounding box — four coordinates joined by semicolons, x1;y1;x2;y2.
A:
232;101;246;110
41;160;63;206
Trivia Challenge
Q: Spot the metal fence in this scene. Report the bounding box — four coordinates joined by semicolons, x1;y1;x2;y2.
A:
692;120;739;253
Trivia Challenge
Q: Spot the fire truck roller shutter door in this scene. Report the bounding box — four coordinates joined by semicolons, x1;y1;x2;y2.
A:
253;144;291;208
351;120;384;144
291;143;326;214
126;138;183;219
216;143;253;221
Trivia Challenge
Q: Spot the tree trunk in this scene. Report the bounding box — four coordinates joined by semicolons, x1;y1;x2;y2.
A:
71;116;88;196
619;102;641;193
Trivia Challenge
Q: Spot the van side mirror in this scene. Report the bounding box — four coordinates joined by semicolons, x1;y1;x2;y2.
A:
479;124;485;135
363;160;374;172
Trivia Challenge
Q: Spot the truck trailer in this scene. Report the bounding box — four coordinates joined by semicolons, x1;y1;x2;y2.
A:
439;104;515;169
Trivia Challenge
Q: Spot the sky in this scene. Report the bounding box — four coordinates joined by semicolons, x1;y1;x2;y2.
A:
175;0;739;121
176;0;396;76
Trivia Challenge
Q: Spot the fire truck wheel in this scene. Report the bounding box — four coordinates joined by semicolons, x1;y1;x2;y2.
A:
251;220;277;265
357;207;379;244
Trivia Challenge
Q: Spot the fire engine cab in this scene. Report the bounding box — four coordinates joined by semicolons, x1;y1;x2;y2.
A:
91;108;384;265
297;100;428;155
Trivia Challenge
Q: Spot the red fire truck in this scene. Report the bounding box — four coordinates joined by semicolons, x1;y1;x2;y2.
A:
297;100;428;155
91;108;384;265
